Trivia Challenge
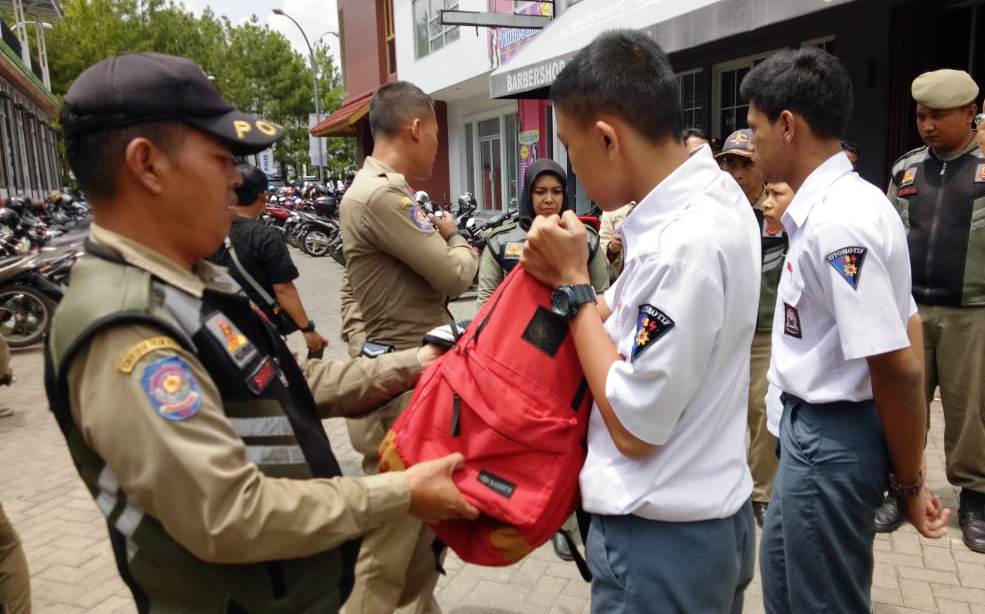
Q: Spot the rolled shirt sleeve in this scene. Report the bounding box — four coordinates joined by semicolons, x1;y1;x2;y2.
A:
809;222;910;361
603;256;723;446
68;324;411;565
302;348;422;418
362;186;478;297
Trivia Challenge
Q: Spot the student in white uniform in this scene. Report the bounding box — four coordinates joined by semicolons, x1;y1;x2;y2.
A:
740;47;951;613
520;30;760;614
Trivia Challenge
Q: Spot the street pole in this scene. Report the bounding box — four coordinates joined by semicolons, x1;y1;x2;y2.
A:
273;9;326;185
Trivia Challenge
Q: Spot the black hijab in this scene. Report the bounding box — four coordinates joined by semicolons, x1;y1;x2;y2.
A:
518;159;572;231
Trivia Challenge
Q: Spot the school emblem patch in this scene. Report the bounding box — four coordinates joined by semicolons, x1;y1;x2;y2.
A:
142;356;202;421
900;167;917;187
204;313;258;369
504;242;523;259
784;303;802;338
826;246;867;290
410;206;434;232
632;304;674;361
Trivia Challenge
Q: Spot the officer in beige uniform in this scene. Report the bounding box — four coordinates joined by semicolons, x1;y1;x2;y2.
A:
46;53;477;613
717;128;777;526
598;202;634;283
881;69;985;552
340;81;479;614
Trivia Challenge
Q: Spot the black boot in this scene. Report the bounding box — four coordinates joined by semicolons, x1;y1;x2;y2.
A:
552;532;573;561
959;489;985;554
874;495;905;533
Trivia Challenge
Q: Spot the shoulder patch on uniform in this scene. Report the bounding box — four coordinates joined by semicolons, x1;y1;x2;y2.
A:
900;167;917;187
975;164;985;183
632;305;674;361
410;206;434;232
204;313;258;369
118;336;183;373
826;246;867;290
141;356;202;421
504;242;523;259
784;303;803;338
400;197;414;209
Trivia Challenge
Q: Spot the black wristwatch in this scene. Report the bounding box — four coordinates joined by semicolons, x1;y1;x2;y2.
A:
551;284;597;319
300;320;316;333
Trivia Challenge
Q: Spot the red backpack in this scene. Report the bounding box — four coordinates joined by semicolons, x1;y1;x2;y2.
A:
379;266;592;567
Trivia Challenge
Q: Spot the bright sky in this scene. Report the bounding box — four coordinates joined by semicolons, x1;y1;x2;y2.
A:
175;0;341;62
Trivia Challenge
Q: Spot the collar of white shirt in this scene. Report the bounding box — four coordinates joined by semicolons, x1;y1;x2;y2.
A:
619;145;723;263
782;151;854;232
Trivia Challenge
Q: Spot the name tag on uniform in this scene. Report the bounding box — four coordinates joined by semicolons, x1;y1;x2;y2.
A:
900;167;917;187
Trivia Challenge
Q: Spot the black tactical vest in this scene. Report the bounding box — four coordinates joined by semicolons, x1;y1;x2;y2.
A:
44;241;358;613
890;140;985;307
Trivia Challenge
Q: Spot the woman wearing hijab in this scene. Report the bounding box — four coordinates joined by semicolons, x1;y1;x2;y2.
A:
477;159;609;308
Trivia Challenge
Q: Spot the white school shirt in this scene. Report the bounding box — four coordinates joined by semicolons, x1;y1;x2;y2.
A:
579;147;759;522
767;152;917;404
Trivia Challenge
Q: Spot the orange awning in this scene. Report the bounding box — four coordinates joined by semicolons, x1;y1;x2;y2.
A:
310;91;373;137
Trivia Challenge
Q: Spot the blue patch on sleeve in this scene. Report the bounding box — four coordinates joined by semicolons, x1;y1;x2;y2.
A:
410;206;434;232
141;356;202;421
825;246;867;290
632;304;675;361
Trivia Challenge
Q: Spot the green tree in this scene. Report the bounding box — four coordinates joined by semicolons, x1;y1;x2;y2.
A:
43;0;355;179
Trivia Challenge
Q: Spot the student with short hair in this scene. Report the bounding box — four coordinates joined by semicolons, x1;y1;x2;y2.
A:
520;29;760;614
741;47;950;612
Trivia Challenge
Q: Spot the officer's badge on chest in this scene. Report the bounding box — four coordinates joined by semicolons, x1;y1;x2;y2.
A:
900;167;918;187
204;313;259;368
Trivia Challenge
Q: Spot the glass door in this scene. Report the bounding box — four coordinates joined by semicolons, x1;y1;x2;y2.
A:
478;118;502;212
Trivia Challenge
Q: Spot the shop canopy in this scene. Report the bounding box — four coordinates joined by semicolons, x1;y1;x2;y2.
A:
489;0;859;99
310;91;373;137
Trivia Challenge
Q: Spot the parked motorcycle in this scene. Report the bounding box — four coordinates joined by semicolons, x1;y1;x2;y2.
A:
0;251;71;348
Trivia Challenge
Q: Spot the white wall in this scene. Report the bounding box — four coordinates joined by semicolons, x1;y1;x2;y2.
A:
394;0;493;95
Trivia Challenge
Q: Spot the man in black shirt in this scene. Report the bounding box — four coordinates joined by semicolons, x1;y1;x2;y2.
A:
212;164;327;354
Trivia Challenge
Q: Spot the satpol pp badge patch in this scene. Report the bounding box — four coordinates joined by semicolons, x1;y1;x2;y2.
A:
117;336;183;373
976;164;985;183
632;304;674;361
410;206;434;232
900;167;917;187
826;246;867;290
142;356;202;421
204;313;258;369
504;242;523;259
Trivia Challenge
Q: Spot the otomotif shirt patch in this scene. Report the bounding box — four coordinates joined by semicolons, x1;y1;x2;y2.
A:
826;246;867;290
141;356;202;421
632;304;674;361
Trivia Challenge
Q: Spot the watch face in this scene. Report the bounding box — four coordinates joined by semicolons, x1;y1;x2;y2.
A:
552;288;572;316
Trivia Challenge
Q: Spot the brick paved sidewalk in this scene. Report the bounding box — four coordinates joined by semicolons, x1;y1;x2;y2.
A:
1;251;983;613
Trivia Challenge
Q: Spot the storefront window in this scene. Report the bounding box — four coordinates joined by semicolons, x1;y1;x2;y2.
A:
713;52;774;138
677;69;706;132
477;118;502;212
414;0;460;59
504;113;518;207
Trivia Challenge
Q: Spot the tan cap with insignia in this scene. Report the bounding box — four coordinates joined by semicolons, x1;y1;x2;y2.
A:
911;69;979;109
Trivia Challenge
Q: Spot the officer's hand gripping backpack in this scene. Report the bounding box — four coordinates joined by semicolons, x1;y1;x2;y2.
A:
379;266;592;567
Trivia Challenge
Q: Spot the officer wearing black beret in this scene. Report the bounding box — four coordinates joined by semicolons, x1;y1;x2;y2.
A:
46;52;477;612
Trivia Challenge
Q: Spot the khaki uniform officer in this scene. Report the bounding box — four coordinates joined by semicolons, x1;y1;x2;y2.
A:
716;129;776;526
341;81;478;614
883;69;985;552
597;202;634;283
47;53;477;614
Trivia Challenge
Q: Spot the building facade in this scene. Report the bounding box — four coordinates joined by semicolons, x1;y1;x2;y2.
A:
0;1;62;201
